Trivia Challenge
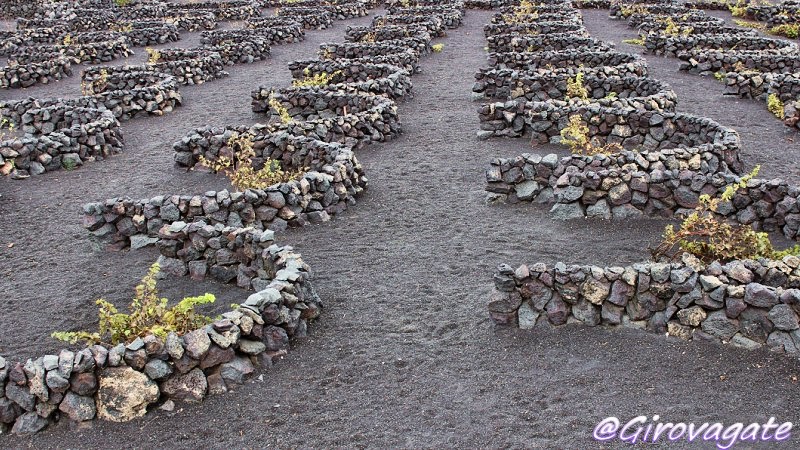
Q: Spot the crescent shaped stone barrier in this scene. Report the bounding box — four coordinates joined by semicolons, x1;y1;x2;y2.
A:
0;226;322;434
487;145;800;235
528;103;740;170
684;0;731;10
122;22;182;47
26;7;118;31
278;0;370;20
142;48;229;85
476;73;676;125
464;0;509;9
625;10;721;29
0;27;67;56
254;59;413;102
372;14;447;37
276;7;335;30
199;30;272;66
0;53;74;89
636;20;757;37
387;6;465;29
483;21;586;37
84;133;365;246
489;12;583;26
744;4;800;26
488;256;800;357
487;49;647;71
385;0;464;7
172;1;260;21
485;33;613;54
258;86;402;149
677;50;800;76
0;0;43;19
627;14;724;31
322;36;430;56
245;17;306;44
344;24;430;42
645;34;799;57
161;12;218;32
8;33;133;65
0;69;181;125
609;2;690;20
0;105;123;179
319;42;423;73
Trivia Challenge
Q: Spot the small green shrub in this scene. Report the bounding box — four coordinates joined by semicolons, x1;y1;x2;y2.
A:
769;23;800;39
713;71;725;81
559;115;623;155
728;0;747;17
52;263;216;345
652;166;800;263
733;19;766;30
81;68;108;96
767;93;785;119
565;72;588;101
145;47;161;65
114;0;131;6
291;69;341;87
662;17;694;36
622;37;645;46
198;132;306;191
268;94;293;124
432;43;444;53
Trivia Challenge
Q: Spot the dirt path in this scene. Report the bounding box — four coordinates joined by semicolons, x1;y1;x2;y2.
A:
3;9;800;449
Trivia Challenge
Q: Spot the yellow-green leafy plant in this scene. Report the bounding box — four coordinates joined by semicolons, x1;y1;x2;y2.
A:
198;132;306;191
268;94;293;124
291;69;341;87
662;17;694;36
62;34;73;46
145;47;161;65
0;116;15;141
713;71;725;81
81;68;108;96
515;0;537;15
769;23;800;39
559;114;624;155
114;0;131;6
110;22;134;33
733;19;766;30
619;4;647;17
360;31;377;42
652;166;800;263
767;93;785;119
728;0;747;17
52;262;216;345
565;72;588;101
432;43;444;53
622;36;645;46
603;91;618;100
0;116;16;173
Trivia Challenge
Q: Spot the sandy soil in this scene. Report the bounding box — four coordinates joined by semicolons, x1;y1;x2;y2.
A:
1;8;800;449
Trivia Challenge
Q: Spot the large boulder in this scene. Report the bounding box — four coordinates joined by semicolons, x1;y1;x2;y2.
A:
95;367;160;422
161;368;207;402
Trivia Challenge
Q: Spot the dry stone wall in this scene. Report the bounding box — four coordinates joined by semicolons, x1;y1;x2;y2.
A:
488;256;800;359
